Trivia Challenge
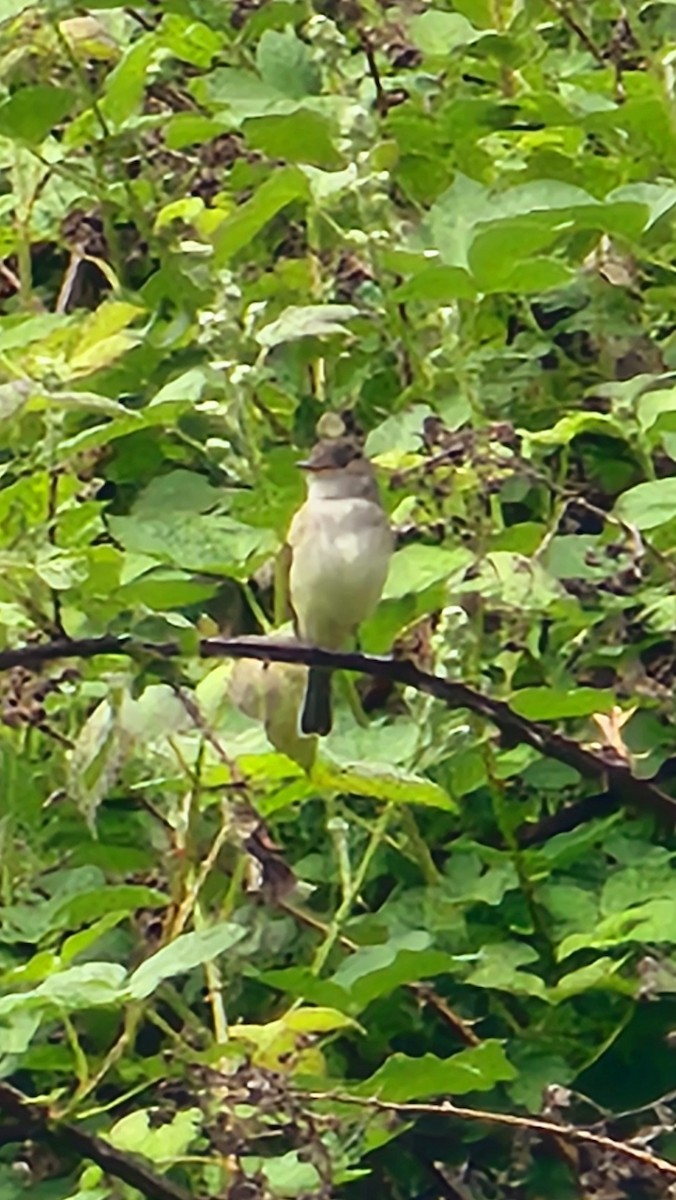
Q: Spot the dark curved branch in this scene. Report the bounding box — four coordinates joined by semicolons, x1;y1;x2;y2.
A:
0;1082;200;1200
1;634;675;823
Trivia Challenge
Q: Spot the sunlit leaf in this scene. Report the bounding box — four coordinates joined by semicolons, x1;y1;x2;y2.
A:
128;923;246;999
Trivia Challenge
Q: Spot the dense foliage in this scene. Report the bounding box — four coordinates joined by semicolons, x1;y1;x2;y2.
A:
3;1;676;1197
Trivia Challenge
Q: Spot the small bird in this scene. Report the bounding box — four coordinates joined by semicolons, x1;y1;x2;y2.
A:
287;436;393;735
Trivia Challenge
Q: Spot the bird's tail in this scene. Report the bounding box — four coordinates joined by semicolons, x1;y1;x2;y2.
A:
301;667;332;736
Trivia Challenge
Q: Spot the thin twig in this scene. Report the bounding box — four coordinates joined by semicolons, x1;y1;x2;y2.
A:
171;801;232;938
311;802;393;976
544;0;605;63
297;1089;676;1180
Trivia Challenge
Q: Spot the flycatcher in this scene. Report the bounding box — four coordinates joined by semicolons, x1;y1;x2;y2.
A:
287;436;393;735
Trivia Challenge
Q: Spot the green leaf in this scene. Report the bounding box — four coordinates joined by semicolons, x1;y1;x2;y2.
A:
160;13;223;68
557;898;676;959
256;304;358;347
108;1107;202;1162
353;1040;516;1101
52;886;169;931
67;300;144;375
314;761;456;810
128;923;246;999
148;366;210;409
0;313;71;351
164;113;227;149
464;944;547;999
510;687;616;719
108;512;277;577
255;967;351;1010
0;963;127;1016
330;933;458;1010
525;410;629;449
548;958;630;1003
284;1006;358;1034
256;27;321;99
392;264;477;302
133;469;222;515
0;85;75;143
213;166;309;263
615;479;676;530
248;1150;320;1198
155;196;205;231
245;109;341;168
383;545;473;599
410;10;482;55
102;34;155;126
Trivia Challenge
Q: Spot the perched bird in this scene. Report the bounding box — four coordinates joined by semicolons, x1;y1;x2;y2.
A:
287;436;393;735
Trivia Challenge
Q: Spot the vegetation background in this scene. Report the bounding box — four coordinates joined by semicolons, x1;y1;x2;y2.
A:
2;0;676;1197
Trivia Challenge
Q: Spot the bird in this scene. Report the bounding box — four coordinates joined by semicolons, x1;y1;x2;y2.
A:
287;435;393;735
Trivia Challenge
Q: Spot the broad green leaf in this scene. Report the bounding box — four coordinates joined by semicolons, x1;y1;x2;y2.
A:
0;963;127;1016
148;367;210;409
192;65;296;118
314;761;456;810
247;1151;320;1198
132;469;222;515
34;550;88;590
410;10;482;55
510;687;616;720
354;1040;516;1101
392;264;477;302
108;512;277;576
155;196;205;231
443;853;520;906
160;13;223;68
61;912;133;965
284;1007;358;1034
557;898;676;959
256;27;321;99
365;404;433;456
525;412;628;447
481;256;573;294
383;544;473;599
548;958;631;1003
256;304;358;347
615;479;676;530
0;312;71;351
102;34;155;126
465;944;547;999
255;967;351;1011
637;386;676;432
609;180;676;229
330;932;458;1010
108;1107;201;1162
52;886;169;931
245;109;341;167
128;922;246;999
164;113;227;149
213;166;309;263
68;301;145;375
0;85;75;143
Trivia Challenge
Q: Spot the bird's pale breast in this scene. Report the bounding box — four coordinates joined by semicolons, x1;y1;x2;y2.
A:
289;496;391;648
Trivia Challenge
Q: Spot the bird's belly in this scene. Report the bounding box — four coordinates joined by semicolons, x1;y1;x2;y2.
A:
290;513;390;647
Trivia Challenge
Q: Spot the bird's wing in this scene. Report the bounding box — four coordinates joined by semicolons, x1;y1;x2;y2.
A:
275;539;294;627
277;502;312;628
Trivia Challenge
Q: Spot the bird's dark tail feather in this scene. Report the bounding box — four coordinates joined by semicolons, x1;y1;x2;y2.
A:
301;668;332;736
